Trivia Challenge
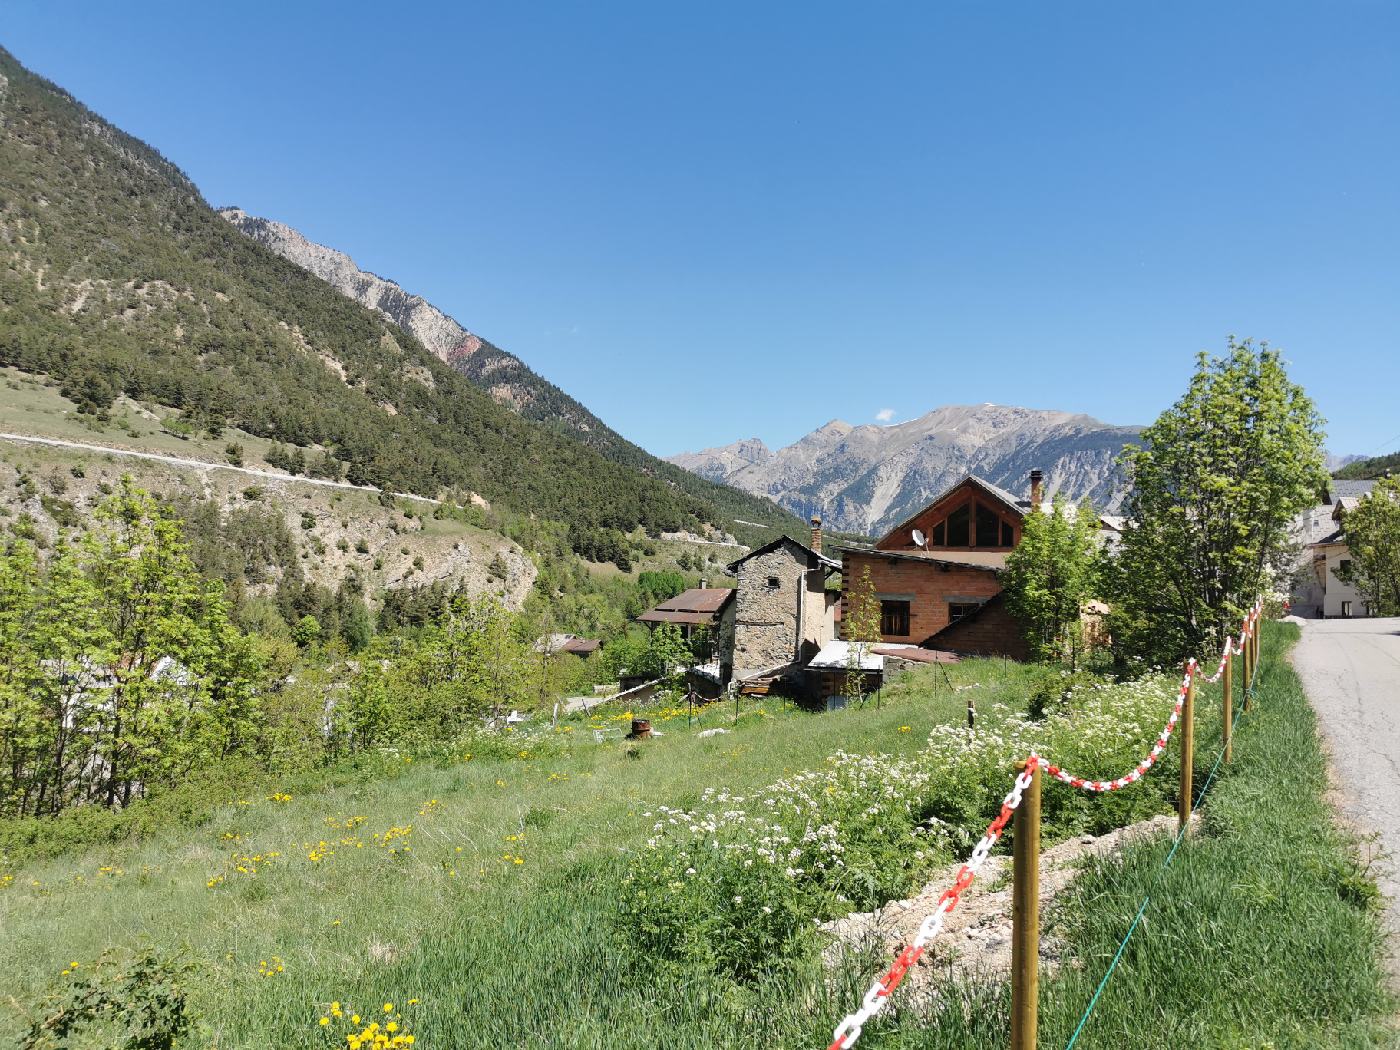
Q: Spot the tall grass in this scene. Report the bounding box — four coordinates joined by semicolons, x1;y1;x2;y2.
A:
0;630;1390;1048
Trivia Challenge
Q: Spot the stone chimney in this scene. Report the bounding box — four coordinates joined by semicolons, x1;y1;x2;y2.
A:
1029;470;1044;509
810;515;823;554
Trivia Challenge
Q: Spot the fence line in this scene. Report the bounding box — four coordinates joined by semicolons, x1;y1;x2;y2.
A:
826;600;1265;1050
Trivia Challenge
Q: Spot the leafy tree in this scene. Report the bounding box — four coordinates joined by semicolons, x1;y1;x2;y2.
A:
341;593;530;749
1003;498;1100;667
0;481;263;816
1106;339;1327;662
1335;476;1400;615
293;615;322;648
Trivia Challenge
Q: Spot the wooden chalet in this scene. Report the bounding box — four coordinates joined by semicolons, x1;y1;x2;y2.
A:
837;471;1050;660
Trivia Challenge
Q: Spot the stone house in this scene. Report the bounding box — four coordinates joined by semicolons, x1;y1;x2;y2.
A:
721;518;841;684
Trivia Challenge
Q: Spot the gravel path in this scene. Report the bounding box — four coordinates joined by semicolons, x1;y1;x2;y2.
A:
1293;616;1400;984
0;431;441;503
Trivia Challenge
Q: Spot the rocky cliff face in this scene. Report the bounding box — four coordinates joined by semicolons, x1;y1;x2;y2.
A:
669;404;1142;535
218;208;477;361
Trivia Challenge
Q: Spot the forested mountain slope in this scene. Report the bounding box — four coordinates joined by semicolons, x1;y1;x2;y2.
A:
217;207;801;544
0;47;798;561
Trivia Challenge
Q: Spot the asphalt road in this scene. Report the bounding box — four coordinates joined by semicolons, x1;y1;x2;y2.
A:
1293;616;1400;979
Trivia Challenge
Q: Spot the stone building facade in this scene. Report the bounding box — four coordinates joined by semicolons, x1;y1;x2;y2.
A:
724;522;840;683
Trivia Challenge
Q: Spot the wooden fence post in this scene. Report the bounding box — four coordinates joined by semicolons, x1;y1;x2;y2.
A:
1222;642;1233;764
1011;759;1041;1050
1179;662;1195;834
1242;626;1253;711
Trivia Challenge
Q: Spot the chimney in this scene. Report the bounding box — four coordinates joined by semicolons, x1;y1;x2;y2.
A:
810;515;823;554
699;578;708;590
1029;470;1044;510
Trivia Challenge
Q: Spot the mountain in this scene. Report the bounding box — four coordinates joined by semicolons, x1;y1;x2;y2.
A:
670;404;1143;535
216;207;803;544
1324;452;1365;473
0;45;799;566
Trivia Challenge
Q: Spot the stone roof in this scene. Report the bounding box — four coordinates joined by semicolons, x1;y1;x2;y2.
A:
726;535;840;574
1330;479;1377;503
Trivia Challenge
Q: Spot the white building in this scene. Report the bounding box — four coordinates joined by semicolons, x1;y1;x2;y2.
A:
1292;480;1379;618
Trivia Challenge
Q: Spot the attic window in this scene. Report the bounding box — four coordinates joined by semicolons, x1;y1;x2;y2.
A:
766;575;781;589
975;504;1000;546
944;504;970;546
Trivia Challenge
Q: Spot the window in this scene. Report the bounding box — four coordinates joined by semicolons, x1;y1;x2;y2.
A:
949;602;981;622
880;600;910;636
923;496;1017;549
975;504;1000;547
1341;601;1352;618
766;575;781;589
1339;559;1352;577
944;504;970;546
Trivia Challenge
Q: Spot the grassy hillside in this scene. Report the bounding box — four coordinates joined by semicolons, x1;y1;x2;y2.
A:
2;628;1389;1047
0;46;801;562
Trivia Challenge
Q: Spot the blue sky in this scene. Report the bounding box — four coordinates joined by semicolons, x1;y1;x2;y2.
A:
4;2;1398;458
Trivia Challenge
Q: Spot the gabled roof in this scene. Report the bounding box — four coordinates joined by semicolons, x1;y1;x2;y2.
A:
1330;480;1377;503
726;534;840;574
876;473;1025;548
637;587;735;627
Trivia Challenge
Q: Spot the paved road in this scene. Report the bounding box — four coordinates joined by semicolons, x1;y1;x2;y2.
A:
1293;616;1400;981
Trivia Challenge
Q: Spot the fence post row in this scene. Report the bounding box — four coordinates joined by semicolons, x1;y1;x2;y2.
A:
828;602;1266;1050
1010;758;1041;1050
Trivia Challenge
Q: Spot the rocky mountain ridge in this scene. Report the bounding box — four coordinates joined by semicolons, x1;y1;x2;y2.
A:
669;404;1143;535
216;206;804;543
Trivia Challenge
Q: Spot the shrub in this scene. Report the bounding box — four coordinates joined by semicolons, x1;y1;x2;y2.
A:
621;671;1182;979
17;948;194;1049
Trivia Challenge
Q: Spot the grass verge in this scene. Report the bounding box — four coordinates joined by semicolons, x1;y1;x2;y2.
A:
1027;622;1393;1049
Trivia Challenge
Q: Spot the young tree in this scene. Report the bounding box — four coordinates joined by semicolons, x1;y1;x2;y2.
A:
1336;476;1400;615
1108;339;1327;662
1002;498;1100;667
843;566;882;701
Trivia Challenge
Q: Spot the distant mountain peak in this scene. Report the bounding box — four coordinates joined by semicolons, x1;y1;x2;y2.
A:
668;405;1142;534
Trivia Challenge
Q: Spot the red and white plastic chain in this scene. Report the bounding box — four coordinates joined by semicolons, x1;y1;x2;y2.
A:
826;758;1039;1050
1201;601;1262;685
1044;661;1195;793
1047;601;1261;791
825;599;1264;1046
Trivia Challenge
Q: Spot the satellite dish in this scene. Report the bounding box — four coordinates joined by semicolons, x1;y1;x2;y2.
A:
911;529;926;549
